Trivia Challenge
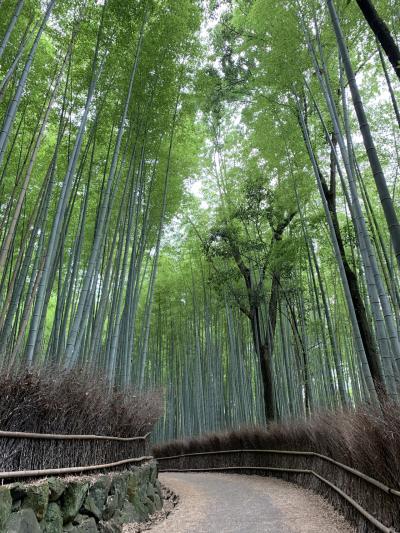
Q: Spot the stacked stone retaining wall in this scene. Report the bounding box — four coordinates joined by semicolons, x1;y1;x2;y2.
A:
0;461;162;532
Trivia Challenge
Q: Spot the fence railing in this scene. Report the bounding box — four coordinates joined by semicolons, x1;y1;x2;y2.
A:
0;430;151;442
157;449;400;533
0;430;153;481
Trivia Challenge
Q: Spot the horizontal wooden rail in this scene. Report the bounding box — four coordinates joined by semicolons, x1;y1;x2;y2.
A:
0;455;154;480
160;466;396;533
156;448;400;497
0;430;151;442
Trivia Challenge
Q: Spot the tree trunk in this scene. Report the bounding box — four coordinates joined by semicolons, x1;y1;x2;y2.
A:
249;272;280;422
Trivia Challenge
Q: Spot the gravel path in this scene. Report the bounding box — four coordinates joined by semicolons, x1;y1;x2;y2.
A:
151;473;355;533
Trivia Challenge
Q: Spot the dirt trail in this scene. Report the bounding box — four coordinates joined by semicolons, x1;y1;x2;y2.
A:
151;472;355;533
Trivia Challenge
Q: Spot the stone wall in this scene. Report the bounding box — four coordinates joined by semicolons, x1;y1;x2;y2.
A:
0;461;162;532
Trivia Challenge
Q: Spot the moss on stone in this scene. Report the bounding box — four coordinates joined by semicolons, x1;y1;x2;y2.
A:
0;486;12;529
42;502;63;533
22;481;49;521
61;482;89;524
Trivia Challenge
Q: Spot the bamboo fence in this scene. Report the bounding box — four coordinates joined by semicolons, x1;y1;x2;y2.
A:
157;449;400;532
0;430;153;481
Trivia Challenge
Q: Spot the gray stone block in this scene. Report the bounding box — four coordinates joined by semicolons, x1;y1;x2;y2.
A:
5;508;41;533
0;486;12;530
42;502;63;533
61;482;89;524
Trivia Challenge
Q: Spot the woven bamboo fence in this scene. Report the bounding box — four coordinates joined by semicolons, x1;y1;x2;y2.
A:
0;430;153;482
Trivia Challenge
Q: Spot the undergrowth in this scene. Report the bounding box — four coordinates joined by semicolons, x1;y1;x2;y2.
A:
0;366;162;472
153;402;400;490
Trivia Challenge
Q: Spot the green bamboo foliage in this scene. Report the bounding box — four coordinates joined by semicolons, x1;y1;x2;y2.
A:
145;0;400;440
0;0;203;387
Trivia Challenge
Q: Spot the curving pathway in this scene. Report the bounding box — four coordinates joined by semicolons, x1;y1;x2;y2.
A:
152;472;355;533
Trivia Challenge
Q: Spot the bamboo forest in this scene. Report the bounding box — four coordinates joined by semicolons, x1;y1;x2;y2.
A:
1;0;400;447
